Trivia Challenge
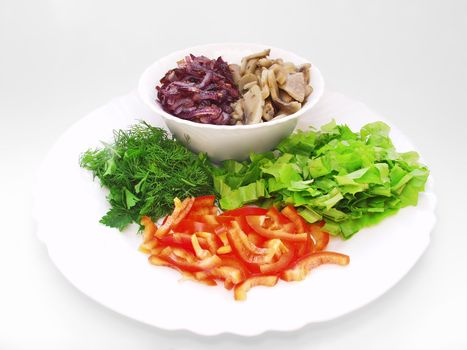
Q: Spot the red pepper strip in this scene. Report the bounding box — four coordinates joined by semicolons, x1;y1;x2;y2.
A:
172;197;195;227
194;231;222;254
232;221;269;256
155;197;193;238
247;233;265;246
308;224;330;251
211;215;255;233
266;207;292;226
281;252;350;282
221;207;268;217
149;255;217;286
281;205;307;233
197;266;245;285
226;222;278;265
219;256;252;278
148;255;172;267
160;233;208;251
224;279;235;290
181;271;217;286
188;206;218;216
216;266;245;284
234;275;279;301
246;216;308;242
185;215;219;225
159;247;222;272
140;216;157;243
192;195;216;208
174;219;217;233
259;245;295;274
295;232;315;256
214;224;228;236
235;216;256;234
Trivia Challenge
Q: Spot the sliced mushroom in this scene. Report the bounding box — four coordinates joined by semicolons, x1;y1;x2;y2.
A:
245;58;259;74
298;63;311;84
232;49;312;124
231;100;244;121
282;62;297;74
260;68;270;99
254;67;262;81
240;49;271;74
229;64;241;85
279;90;294;103
237;73;257;91
269;64;288;85
257;58;274;68
243;81;257;90
267;69;301;114
262;100;275;121
280;72;306;102
243;84;264;125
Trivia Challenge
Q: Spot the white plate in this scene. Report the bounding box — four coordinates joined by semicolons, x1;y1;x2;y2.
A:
33;91;436;336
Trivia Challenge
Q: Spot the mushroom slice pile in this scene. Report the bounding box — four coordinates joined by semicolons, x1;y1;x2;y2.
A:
229;50;312;125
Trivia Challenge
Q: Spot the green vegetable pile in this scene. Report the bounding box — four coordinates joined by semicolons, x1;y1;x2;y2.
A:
212;121;429;239
80;122;213;230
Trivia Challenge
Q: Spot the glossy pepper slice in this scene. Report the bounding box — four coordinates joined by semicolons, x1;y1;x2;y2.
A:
226;221;282;265
309;223;330;251
173;219;217;233
281;205;307;233
139;216;159;253
221;207;268;217
281;252;350;282
259;244;295;274
155;197;194;238
246;216;308;242
234;275;279;301
192;195;216;208
159;246;222;272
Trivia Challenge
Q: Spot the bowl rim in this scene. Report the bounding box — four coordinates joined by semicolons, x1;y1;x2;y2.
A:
137;42;325;130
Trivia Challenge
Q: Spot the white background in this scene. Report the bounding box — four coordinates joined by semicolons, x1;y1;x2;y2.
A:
1;0;466;349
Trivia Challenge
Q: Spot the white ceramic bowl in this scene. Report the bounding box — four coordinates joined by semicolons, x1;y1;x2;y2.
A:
138;43;324;162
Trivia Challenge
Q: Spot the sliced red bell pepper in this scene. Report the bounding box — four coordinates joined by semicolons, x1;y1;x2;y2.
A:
192;195;216;208
155;197;194;238
281;251;350;282
171;197;195;227
219;256;252;277
226;222;275;265
193;231;222;254
221;207;268;217
224;279;235;290
159;247;222;272
281;205;307;233
185;215;219;226
295;232;315;256
247;233;265;246
188;206;218;216
140;216;157;243
211;266;245;284
173;219;217;234
246;216;308;242
234;275;279;301
259;244;295;274
308;224;330;251
266;206;292;225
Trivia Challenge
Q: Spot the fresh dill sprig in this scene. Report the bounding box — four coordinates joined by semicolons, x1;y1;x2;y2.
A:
80;121;213;230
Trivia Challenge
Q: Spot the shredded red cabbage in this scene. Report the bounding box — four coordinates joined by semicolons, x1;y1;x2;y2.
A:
156;55;239;125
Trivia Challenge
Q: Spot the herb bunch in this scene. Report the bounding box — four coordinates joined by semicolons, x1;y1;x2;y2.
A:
80;122;213;230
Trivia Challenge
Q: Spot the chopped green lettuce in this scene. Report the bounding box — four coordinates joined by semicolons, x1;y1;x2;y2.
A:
213;120;429;239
